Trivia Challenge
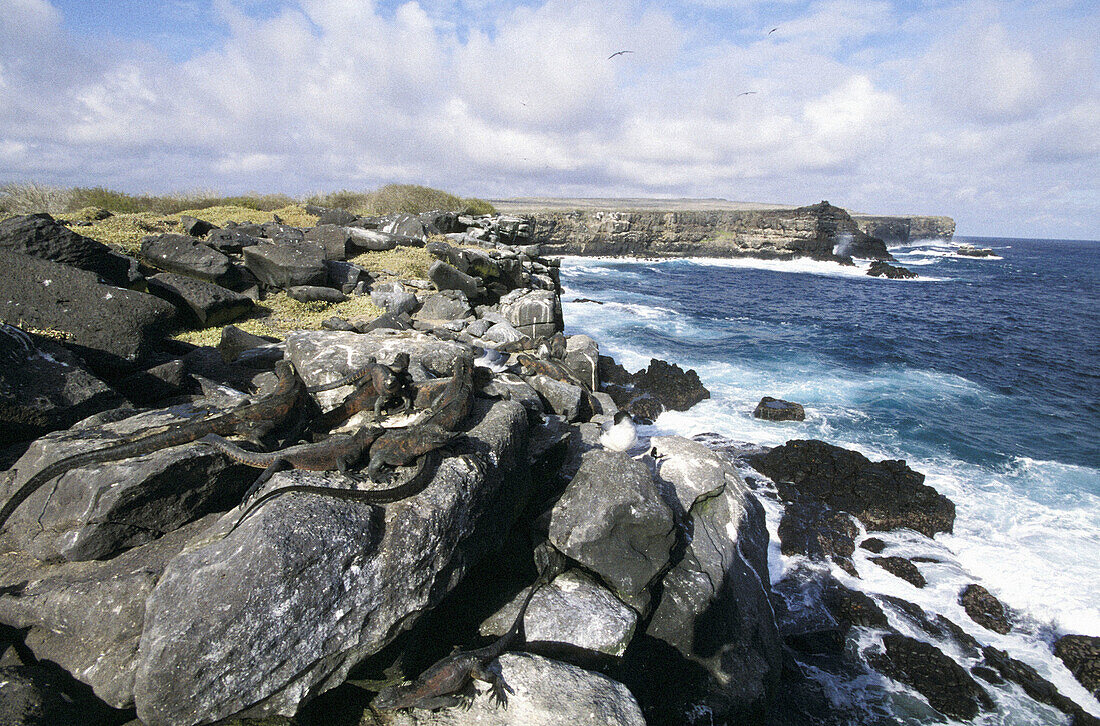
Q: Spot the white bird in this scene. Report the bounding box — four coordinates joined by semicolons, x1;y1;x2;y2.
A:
473;346;510;373
600;411;638;452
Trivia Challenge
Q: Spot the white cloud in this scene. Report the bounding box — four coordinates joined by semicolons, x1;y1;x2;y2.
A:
0;0;1097;237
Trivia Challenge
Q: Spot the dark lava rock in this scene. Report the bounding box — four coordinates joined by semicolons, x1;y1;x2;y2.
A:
777;500;859;575
869;556;926;588
867;260;918;279
821;578;888;629
0;663;125;726
146;272;255;328
960;584;1011;634
868;633;992;720
754;396;806;421
140;233;235;286
633;358;709;411
0;325;127;446
0;213;141;289
217;325;279;364
316;208;357;226
859;537;887;553
286;285;348;304
205;228;260;253
1055;635;1100;698
981;645;1097;723
0;250;176;373
179;215;216;237
748;439;955;538
241;239;327;289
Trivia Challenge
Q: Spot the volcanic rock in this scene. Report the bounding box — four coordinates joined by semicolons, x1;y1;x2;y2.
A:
960;584;1011;634
777;500;859;575
0;213;141;288
146;272;255;327
0;250;176;373
241;239;327;289
867;260;918;279
1054;635;1100;699
868;633;992;720
753;396;806;421
748;439;955;537
869;556;927;588
0;325;127;447
140;233;235;286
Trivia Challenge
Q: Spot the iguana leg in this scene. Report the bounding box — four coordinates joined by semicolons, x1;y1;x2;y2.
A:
472;662;512;708
242;459;291;501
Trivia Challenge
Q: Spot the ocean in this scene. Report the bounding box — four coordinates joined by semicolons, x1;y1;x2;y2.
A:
557;236;1100;724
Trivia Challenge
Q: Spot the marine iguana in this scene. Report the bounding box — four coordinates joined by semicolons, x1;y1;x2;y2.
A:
200;424;383;501
515;352;597;415
366;424;459;482
306;356;376;393
224;447;443;536
371;546;566;711
0;360;305;530
371;352;414;418
419;356;474;432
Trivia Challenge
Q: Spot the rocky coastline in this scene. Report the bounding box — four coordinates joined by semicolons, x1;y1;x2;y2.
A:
0;206;1095;726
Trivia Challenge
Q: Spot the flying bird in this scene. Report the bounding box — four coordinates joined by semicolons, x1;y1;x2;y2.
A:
738;91;757;96
768;27;778;34
608;50;634;59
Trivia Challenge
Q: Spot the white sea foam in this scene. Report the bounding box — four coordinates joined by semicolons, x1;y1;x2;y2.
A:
559;254;947;282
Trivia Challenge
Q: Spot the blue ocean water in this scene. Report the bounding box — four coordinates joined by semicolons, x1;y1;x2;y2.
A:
557;237;1100;723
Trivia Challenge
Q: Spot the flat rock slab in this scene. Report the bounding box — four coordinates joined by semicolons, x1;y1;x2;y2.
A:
0;250;176;372
140;234;234;286
133;399;530;725
498;289;560;340
146;272;255;327
386;653;645;726
0;324;127;447
242;240;327;289
753;396;805;421
0;213;140;288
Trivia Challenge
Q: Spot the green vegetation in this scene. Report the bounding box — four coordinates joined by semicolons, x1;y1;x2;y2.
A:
173;291;385;346
1;182;494;223
306;183;496;217
349;245;435;280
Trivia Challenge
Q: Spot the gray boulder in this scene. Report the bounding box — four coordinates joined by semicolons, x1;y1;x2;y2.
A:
0;516;218;708
428;260;484;300
303;224;354;260
499;288;561;339
481;321;526;345
371;285;419;316
465;318;493;338
132;399;530;725
0;213;141;288
285;329;469;408
754;396;806;422
0;250;176;372
385;653;645;726
564;334;600;391
635;436;782;724
415;290;472;322
178;215;216;237
140;234;235;286
287;285;348;304
527;374;585;422
204;228;260;253
323;259;370;289
479;372;544;418
346;227;399;251
1;407;256;562
382;213;427;240
481;569;637;661
241;239;327;289
146;272;255;327
0;325;127;447
549;450;676;609
316;208;357;226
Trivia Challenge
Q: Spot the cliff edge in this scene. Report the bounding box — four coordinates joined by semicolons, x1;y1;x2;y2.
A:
523;201;893;262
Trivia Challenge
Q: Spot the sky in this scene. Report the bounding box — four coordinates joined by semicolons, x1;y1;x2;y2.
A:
1;0;1097;238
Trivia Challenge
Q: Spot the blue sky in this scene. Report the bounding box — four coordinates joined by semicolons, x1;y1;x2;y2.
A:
2;0;1098;238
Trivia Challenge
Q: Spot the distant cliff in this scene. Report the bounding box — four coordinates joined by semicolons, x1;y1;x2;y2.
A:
527;202;893;262
853;215;955;244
